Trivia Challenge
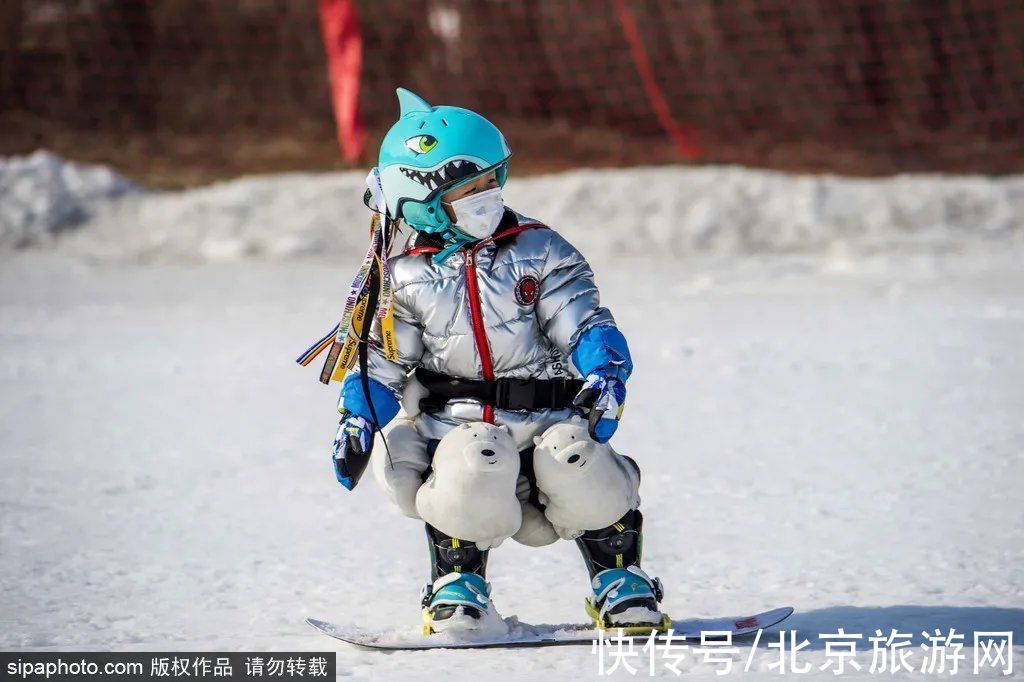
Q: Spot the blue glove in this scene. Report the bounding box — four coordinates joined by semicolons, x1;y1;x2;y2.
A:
334;374;401;490
570;326;632;443
572;373;627;443
332;413;373;490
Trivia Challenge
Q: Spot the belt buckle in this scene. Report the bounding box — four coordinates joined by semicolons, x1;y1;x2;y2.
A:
496;378;535;411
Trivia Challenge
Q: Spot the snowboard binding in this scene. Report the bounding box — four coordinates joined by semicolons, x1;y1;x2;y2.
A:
583;566;670;633
576;510;670;633
422;525;490;635
421;572;492;635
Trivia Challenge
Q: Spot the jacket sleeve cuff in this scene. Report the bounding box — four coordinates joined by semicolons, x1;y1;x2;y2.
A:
338;373;402;427
570;325;633;381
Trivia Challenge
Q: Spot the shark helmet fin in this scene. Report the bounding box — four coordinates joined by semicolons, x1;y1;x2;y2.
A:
397;88;433;116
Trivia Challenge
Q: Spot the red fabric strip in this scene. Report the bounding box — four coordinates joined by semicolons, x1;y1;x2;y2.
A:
612;0;699;158
318;0;367;162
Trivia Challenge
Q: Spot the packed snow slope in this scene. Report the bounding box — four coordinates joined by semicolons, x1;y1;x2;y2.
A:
1;155;1022;678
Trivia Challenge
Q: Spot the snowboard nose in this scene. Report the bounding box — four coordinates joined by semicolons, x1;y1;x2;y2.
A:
481;448;495;457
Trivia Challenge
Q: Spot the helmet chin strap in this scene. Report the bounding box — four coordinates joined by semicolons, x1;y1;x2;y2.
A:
431;226;477;264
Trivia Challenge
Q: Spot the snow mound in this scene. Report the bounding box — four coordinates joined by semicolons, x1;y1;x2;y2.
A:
2;151;1022;262
0;151;138;248
521;166;1024;258
64;171;372;262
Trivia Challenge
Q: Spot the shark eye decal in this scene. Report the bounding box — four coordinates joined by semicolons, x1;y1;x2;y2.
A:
405;135;438;155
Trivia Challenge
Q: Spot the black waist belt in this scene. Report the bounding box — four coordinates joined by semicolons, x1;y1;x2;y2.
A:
415;368;584;413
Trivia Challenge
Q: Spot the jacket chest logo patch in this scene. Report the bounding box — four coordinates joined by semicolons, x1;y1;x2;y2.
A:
514;275;540;306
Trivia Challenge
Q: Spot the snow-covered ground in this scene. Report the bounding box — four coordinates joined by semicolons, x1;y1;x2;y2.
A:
1;155;1023;678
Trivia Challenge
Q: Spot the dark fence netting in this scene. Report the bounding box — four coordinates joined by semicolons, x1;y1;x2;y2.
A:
1;0;335;185
2;0;1022;186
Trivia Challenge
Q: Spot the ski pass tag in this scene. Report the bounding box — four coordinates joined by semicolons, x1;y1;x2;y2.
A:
296;171;399;385
365;168;387;216
365;168;398;362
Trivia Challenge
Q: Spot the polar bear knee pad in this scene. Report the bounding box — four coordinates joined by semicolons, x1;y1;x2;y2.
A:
512;501;559;547
532;417;641;539
415;422;523;550
371;417;431;519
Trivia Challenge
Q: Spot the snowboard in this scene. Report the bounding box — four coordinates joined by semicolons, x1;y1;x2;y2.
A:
306;606;793;651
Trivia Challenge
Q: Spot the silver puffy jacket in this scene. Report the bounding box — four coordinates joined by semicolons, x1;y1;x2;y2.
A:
344;209;618;450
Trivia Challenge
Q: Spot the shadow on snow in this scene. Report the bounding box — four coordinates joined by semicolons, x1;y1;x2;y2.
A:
766;605;1024;650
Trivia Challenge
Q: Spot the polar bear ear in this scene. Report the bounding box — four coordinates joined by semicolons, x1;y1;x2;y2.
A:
497;424;511;435
533;435;542;446
569;414;585;426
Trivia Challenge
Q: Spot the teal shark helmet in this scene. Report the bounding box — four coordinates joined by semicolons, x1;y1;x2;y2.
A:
376;88;511;238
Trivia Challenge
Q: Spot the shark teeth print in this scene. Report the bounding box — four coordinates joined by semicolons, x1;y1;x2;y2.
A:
400;160;481;192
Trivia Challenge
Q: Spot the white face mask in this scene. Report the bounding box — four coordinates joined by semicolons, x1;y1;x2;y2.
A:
444;186;505;240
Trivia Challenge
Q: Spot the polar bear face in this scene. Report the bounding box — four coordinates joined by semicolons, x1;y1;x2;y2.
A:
434;421;519;475
532;419;601;480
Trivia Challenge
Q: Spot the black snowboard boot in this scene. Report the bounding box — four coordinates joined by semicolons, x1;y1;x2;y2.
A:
420;524;492;634
575;509;668;632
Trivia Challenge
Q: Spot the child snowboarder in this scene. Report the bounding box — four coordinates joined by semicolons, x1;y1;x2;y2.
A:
306;89;667;635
